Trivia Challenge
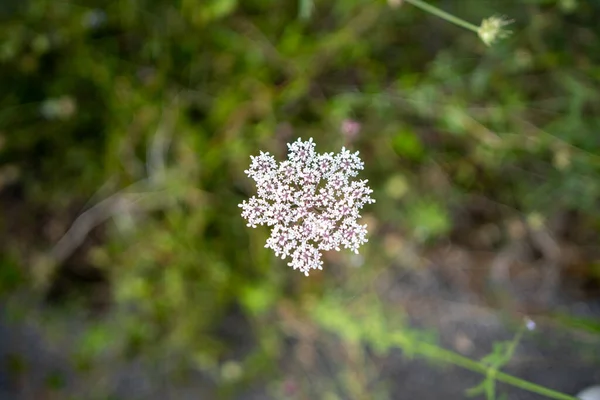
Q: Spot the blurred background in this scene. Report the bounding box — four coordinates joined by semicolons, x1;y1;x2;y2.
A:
1;0;600;399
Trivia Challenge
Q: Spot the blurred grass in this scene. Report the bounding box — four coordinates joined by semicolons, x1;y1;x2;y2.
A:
1;0;600;398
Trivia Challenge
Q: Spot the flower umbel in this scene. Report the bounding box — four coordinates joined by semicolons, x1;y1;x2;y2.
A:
239;138;375;276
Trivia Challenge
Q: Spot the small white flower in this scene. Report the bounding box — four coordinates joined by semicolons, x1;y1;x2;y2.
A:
239;138;375;276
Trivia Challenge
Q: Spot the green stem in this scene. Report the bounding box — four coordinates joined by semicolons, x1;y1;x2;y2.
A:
403;0;479;33
415;342;578;400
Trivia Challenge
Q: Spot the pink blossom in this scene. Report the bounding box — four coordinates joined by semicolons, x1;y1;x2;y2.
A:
239;138;375;276
341;119;361;140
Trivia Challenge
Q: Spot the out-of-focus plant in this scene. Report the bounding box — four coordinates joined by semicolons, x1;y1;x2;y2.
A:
398;0;513;47
1;0;599;397
312;295;578;400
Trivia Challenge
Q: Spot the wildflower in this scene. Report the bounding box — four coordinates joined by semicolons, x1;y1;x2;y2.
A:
341;119;361;141
524;317;536;331
478;15;513;46
401;1;514;47
239;138;375;276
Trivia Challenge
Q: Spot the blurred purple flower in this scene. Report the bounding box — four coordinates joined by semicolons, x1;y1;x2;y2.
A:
341;119;361;140
525;317;536;331
283;378;298;396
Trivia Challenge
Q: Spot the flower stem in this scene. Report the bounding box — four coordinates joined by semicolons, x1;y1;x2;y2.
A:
403;0;479;33
414;342;578;400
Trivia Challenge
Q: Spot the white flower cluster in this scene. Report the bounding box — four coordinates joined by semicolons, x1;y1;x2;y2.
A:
239;138;375;276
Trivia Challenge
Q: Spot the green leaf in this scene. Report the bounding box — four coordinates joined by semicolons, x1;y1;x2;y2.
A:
392;128;424;160
407;201;451;242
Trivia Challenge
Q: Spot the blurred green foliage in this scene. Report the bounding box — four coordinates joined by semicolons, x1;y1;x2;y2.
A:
1;0;600;398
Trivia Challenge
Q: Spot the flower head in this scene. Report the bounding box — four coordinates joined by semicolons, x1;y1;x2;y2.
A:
478;15;513;46
341;119;361;141
239;138;375;276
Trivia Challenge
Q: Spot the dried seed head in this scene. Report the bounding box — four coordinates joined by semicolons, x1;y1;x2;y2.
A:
478;15;513;46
